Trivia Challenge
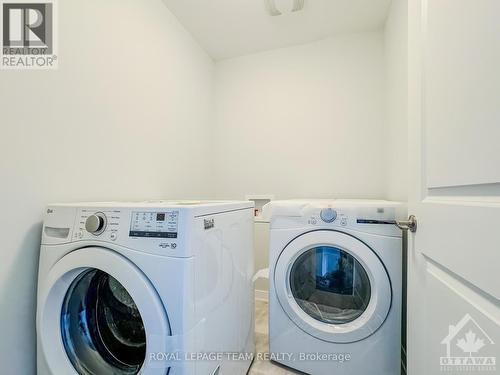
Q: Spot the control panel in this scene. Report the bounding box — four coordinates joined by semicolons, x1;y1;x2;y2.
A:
73;208;180;245
75;209;121;241
308;209;349;227
129;211;179;238
268;201;403;236
45;206;187;256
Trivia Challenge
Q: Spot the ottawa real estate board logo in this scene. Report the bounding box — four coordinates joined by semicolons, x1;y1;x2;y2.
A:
1;0;57;69
440;313;496;372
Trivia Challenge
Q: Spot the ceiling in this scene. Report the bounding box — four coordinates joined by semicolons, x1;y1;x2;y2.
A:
162;0;392;60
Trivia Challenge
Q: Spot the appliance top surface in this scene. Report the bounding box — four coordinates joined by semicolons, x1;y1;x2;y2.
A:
264;199;404;216
49;200;253;212
272;198;402;205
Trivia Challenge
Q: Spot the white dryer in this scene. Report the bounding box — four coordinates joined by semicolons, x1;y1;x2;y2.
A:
37;201;255;375
265;199;404;375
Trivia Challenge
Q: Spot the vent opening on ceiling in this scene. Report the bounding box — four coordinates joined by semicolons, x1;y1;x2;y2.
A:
264;0;305;17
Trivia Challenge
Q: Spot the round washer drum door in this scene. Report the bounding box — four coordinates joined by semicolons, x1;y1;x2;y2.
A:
274;230;392;343
38;247;171;375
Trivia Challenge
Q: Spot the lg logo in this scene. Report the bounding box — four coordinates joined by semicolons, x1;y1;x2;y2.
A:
1;1;57;69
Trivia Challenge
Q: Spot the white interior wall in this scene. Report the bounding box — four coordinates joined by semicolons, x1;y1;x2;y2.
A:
213;32;387;200
384;0;408;201
0;0;214;372
213;32;388;297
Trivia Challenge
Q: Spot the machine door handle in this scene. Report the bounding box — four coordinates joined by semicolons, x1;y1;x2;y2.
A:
357;215;417;233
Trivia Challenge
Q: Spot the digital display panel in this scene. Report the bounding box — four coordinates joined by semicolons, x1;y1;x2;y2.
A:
129;211;178;238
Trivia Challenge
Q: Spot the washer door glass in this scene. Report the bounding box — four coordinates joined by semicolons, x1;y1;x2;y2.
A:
290;246;371;324
61;269;146;375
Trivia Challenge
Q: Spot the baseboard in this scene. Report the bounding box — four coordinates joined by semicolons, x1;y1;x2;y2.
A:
255;289;269;302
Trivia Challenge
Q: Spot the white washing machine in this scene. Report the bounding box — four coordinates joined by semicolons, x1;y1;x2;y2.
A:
37;201;255;375
265;199;404;375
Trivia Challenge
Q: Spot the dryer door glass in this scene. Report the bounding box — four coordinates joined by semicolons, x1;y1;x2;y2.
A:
290;246;371;324
61;269;146;374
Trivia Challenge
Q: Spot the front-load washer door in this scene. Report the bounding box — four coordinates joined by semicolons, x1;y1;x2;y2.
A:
274;230;392;343
38;247;171;375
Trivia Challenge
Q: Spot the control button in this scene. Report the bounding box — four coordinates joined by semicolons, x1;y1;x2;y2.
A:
76;230;83;239
110;232;117;241
85;213;107;235
340;217;348;226
320;208;337;223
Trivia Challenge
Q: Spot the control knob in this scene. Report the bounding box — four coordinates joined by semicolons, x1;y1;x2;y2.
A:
85;213;107;235
320;208;337;223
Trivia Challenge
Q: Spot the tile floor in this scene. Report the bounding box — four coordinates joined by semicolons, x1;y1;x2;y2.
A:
248;300;303;375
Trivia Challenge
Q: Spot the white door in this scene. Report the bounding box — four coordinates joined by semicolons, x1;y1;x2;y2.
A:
408;0;500;374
